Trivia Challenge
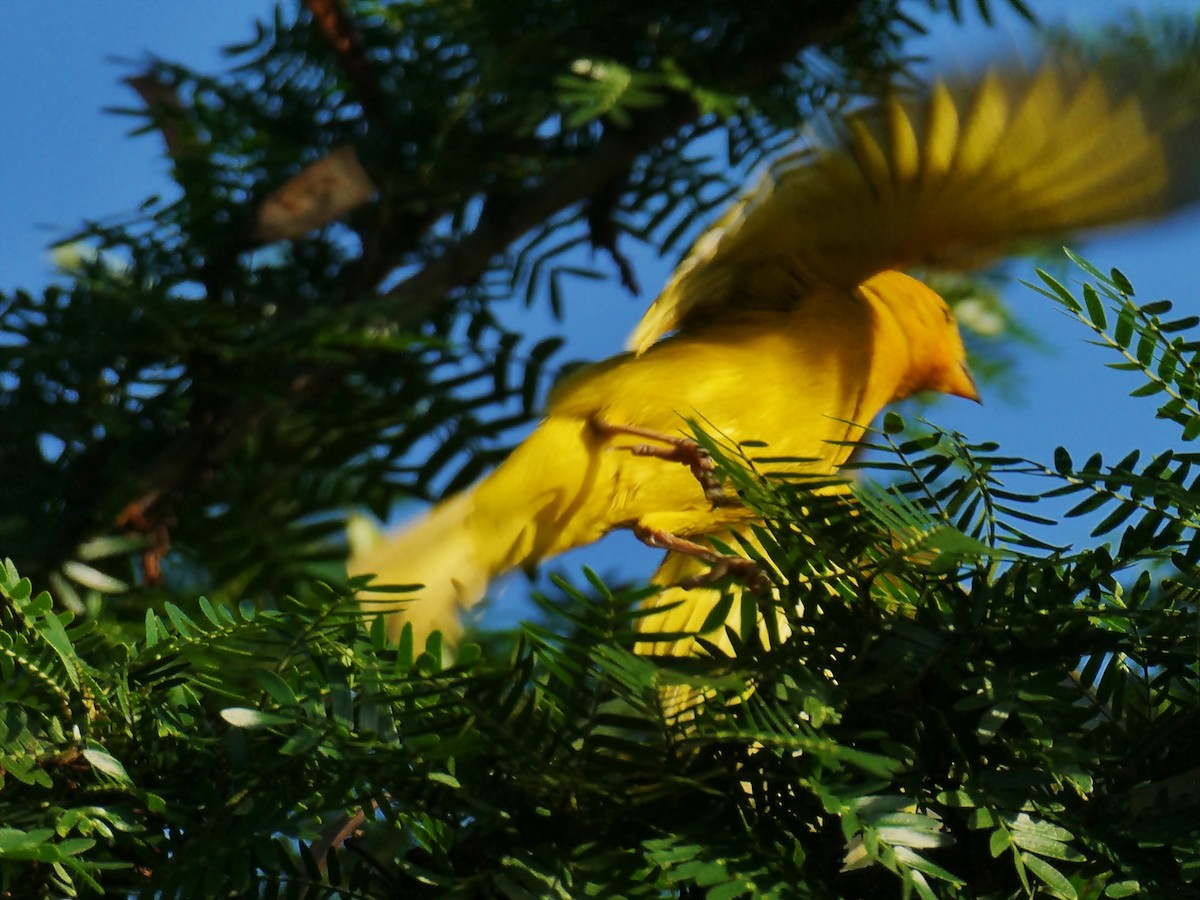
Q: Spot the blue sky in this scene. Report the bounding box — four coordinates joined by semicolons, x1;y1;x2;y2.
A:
3;2;1199;610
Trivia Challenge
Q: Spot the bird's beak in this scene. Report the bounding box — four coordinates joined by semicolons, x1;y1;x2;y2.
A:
951;362;982;404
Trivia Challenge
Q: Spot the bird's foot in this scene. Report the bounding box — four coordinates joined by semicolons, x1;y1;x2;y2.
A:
588;416;732;506
632;524;764;587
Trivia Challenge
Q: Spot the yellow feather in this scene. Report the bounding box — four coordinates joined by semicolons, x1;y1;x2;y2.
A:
847;118;890;193
886;92;921;184
350;273;976;643
352;56;1200;661
630;60;1200;347
922;82;961;183
954;70;1008;176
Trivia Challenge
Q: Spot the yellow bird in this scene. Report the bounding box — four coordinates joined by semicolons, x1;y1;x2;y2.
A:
350;59;1200;645
630;60;1200;352
352;269;975;642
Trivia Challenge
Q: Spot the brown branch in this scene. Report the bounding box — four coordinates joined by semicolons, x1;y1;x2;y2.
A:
124;73;195;162
378;87;702;311
1125;764;1200;822
376;0;861;318
252;145;377;241
587;183;640;296
113;72;244;576
305;0;390;124
310;808;368;873
94;2;865;559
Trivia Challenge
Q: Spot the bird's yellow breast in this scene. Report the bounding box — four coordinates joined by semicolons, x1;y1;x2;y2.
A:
540;290;885;541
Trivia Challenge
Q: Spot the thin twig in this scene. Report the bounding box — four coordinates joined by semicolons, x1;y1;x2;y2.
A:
304;0;390;124
124;73;194;162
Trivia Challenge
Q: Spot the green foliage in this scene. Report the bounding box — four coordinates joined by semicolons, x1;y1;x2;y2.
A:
1;0;927;619
4;257;1200;895
3;1;1199;896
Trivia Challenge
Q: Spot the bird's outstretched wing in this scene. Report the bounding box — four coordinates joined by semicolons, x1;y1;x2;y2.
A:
629;61;1200;352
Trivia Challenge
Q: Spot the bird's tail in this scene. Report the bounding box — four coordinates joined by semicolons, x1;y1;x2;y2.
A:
348;417;603;645
348;490;492;646
639;528;789;656
637;528;791;723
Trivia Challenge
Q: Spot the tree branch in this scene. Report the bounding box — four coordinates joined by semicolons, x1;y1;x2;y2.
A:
98;1;866;570
304;0;391;125
378;0;861;316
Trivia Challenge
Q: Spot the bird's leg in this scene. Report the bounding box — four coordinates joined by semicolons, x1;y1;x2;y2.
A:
631;524;762;587
588;416;733;506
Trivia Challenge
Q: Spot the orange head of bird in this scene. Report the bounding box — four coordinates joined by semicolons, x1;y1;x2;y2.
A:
859;270;981;404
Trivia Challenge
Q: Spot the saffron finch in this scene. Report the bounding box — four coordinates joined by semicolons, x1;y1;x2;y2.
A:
351;270;975;642
351;59;1200;645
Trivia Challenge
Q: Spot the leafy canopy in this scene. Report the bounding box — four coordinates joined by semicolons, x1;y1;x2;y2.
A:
3;1;1198;897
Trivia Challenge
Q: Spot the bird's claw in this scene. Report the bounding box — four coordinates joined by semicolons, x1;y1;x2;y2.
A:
631;524;764;588
589;416;730;506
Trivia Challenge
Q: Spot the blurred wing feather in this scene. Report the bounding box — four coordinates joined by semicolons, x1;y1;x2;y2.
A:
629;61;1200;352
